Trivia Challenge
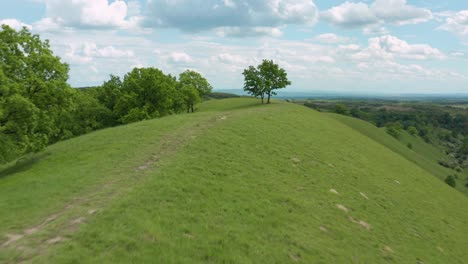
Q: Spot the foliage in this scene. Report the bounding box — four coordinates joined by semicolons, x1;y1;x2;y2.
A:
334;104;350;115
445;175;457;187
0;26;215;164
0;25;72;163
385;122;403;139
408;126;418;136
180;85;201;113
242;59;291;104
179;70;213;97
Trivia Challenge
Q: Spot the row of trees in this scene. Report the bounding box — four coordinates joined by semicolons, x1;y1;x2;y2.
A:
242;59;291;104
0;25;212;164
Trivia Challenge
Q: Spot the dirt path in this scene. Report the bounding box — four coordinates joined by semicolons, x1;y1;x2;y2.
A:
0;113;231;263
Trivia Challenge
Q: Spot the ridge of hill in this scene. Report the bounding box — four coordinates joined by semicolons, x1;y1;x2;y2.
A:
0;98;467;263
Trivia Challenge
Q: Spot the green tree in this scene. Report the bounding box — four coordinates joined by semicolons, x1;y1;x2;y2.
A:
242;60;291;104
258;59;291;104
179;70;213;98
407;126;418;136
444;175;456;188
181;85;201;113
334;104;350;115
460;137;468;155
114;67;182;123
242;66;265;103
0;25;72;163
385;122;403;139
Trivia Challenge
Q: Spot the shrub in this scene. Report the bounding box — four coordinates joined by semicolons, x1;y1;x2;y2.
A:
407;126;418;136
444;175;456;188
334;104;350;116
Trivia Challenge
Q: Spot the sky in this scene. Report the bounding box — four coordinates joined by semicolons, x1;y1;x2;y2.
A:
0;0;467;94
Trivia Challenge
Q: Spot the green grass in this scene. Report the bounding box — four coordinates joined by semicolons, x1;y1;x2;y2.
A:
327;113;468;195
1;98;467;263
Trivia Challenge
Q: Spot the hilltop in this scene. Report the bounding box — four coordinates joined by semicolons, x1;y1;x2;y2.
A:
0;98;467;263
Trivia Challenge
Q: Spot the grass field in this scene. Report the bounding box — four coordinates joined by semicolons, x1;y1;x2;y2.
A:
327;113;468;195
1;98;467;263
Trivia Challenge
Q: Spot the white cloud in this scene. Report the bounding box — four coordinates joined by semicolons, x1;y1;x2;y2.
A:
37;0;141;30
215;26;283;38
320;2;378;28
339;44;360;52
321;0;432;29
168;52;193;64
313;33;349;44
144;0;318;34
352;35;444;61
0;19;32;30
370;0;432;25
438;10;468;39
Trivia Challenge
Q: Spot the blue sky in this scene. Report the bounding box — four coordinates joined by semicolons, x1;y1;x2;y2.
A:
1;0;467;93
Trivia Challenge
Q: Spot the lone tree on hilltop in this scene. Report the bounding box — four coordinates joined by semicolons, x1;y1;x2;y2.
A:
242;59;291;104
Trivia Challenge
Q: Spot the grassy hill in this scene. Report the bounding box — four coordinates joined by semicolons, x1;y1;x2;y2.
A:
0;98;467;263
327;113;468;195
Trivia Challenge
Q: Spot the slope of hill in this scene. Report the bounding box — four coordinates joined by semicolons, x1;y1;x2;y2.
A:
327;113;468;195
0;98;467;263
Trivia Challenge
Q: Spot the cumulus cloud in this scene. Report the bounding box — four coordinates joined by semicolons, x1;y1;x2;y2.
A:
36;0;141;30
64;42;134;65
438;10;468;38
321;0;432;29
168;52;193;64
352;35;444;61
144;0;318;35
320;2;378;28
0;19;32;30
371;0;432;25
313;33;350;44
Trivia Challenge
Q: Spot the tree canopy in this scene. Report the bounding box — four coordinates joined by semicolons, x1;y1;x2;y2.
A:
0;25;72;163
179;70;213;98
0;26;213;164
242;60;291;104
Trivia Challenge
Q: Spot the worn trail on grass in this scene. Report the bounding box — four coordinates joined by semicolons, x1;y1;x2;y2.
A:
0;113;231;262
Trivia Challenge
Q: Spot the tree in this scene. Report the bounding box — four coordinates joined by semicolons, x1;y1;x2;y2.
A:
407;126;418;136
179;70;213;98
181;85;201;113
242;66;265;103
334;104;350;115
385;122;403;139
258;59;291;104
242;59;291;104
116;67;182;123
0;25;73;163
444;175;456;188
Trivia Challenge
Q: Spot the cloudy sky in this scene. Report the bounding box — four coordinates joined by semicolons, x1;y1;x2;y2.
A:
1;0;467;93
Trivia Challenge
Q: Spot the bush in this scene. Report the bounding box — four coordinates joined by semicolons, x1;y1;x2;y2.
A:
385;122;403;139
444;175;456;188
407;126;418;136
334;104;350;115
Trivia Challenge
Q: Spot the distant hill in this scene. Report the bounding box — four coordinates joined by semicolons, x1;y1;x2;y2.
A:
0;98;467;263
214;89;468;100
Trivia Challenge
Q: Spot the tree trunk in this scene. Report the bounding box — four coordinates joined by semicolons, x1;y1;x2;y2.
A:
191;104;194;113
261;94;264;104
267;92;271;104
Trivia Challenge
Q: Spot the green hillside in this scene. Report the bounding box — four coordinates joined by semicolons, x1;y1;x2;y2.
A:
327;113;468;195
1;98;467;263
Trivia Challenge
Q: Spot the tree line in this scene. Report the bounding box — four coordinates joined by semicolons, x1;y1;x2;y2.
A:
0;25;211;164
